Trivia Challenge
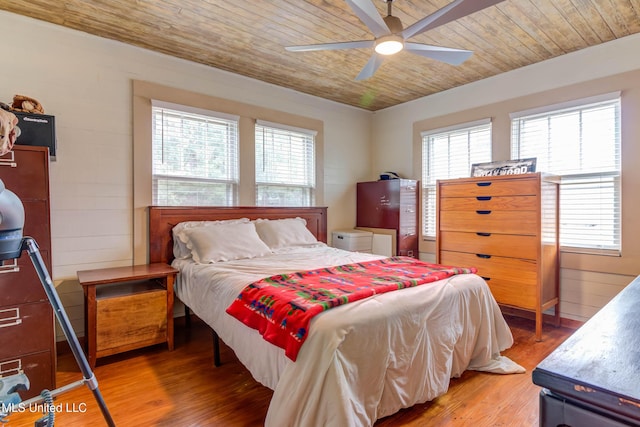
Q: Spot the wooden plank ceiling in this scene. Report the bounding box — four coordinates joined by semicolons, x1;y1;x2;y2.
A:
2;0;639;111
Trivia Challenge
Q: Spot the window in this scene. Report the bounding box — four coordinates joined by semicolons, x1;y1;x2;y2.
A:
511;93;621;254
421;119;492;238
152;102;239;206
255;120;316;206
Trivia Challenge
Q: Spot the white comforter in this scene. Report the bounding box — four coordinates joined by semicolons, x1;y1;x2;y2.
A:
173;245;524;427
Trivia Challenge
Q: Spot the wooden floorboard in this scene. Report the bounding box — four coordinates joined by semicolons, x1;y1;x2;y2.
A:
7;315;573;426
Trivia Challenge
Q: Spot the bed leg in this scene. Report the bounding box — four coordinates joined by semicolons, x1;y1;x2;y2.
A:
184;305;191;328
212;330;221;367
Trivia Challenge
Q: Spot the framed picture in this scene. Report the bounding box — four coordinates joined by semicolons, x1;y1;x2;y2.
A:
471;158;537;177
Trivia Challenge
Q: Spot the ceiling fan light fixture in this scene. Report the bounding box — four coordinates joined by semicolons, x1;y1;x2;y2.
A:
374;34;404;55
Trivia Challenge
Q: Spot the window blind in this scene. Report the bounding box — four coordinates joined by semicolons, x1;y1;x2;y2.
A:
151;104;239;206
255;121;316;206
511;94;621;254
421;119;492;238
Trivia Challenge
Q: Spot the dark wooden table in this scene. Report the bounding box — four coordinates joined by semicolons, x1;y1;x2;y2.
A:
532;275;640;426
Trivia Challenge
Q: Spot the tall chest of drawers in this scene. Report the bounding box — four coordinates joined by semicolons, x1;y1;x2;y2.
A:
0;146;55;399
436;172;559;340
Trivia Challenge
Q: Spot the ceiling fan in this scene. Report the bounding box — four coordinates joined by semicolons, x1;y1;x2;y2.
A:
286;0;503;80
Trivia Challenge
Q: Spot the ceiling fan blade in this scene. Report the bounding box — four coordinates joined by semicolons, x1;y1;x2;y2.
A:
405;43;473;65
345;0;391;38
355;53;385;80
286;40;374;52
402;0;503;40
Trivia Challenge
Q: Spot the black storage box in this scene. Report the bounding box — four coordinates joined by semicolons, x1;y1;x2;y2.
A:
13;111;57;159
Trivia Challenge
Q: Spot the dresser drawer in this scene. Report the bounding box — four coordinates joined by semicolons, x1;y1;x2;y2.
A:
439;195;538;211
486;276;537;309
439;231;538;260
0;350;55;400
0;302;54;359
439;250;538;309
440;210;538;234
439;178;538;198
439;179;539;197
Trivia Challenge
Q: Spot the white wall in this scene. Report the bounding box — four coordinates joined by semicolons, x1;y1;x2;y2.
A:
372;33;640;323
0;11;372;338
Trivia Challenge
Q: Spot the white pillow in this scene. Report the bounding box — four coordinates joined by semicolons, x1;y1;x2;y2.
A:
179;221;271;263
254;217;318;250
172;218;249;259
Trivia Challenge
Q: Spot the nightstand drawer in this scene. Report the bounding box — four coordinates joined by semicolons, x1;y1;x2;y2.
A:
96;283;167;358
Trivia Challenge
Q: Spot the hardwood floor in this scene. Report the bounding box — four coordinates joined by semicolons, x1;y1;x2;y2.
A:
7;315;573;426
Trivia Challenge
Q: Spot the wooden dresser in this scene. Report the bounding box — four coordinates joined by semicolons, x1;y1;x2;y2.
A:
436;172;559;340
356;179;419;257
0;146;55;399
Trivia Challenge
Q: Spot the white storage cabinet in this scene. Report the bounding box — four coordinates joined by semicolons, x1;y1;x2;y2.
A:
332;230;373;253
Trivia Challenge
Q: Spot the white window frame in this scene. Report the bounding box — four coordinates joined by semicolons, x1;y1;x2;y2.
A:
255;120;317;207
151;100;239;206
421;118;492;239
510;92;621;255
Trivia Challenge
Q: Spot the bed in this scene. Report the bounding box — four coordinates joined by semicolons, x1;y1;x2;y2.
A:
148;206;524;427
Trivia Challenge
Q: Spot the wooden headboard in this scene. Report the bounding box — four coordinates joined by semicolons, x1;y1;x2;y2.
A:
148;206;328;264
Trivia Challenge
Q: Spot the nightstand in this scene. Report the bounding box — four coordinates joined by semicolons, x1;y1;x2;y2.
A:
77;263;178;368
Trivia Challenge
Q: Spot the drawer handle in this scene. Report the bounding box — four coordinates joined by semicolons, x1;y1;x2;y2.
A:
0;151;17;167
0;307;22;328
476;232;491;237
0;358;23;376
0;259;20;274
476;210;492;215
481;276;491;281
476;196;492;201
476;182;492;187
476;254;492;259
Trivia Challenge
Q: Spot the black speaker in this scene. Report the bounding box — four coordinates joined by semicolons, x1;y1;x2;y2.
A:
13;111;57;159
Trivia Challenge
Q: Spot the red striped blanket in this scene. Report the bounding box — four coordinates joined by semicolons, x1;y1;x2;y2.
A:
225;256;476;361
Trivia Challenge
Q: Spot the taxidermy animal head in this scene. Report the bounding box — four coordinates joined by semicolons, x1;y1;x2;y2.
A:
0;107;20;156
